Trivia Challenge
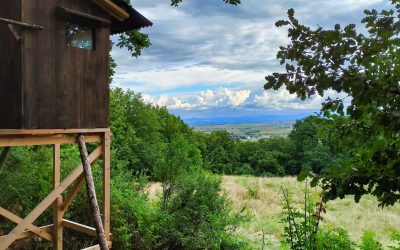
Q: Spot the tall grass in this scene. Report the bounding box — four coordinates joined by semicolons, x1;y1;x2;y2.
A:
222;176;400;249
148;176;400;249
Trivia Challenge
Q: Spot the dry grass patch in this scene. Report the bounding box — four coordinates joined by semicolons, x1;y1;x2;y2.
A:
147;176;400;249
222;176;400;249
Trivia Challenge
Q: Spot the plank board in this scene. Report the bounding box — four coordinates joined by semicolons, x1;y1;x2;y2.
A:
0;128;109;135
0;135;102;147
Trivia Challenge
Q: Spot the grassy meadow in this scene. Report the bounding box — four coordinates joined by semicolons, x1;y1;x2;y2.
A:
149;176;400;249
193;122;293;140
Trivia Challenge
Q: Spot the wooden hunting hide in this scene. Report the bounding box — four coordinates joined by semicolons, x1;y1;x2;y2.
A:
0;0;152;129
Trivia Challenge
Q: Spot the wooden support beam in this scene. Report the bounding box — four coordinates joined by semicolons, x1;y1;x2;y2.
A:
0;135;101;147
0;225;53;242
62;219;97;237
77;135;108;250
53;144;63;250
0;128;110;135
0;145;103;250
0;207;53;242
102;132;111;240
0;17;44;30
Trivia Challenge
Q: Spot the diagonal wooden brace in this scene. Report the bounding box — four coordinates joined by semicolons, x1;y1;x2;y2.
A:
0;207;53;242
0;225;53;242
0;145;103;250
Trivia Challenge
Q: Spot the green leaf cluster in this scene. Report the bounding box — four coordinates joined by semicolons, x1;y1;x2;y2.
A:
266;3;400;206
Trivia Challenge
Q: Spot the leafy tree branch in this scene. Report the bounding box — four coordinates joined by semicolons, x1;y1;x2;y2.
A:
265;3;400;206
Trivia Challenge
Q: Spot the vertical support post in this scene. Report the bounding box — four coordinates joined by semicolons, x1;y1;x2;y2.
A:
102;131;111;241
53;144;63;249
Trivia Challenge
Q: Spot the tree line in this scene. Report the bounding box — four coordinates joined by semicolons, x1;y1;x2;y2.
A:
110;88;337;179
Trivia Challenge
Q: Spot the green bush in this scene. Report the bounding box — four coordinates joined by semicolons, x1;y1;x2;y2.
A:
315;227;356;250
111;172;162;249
281;183;325;250
389;228;400;250
162;169;246;249
359;231;383;250
233;163;254;175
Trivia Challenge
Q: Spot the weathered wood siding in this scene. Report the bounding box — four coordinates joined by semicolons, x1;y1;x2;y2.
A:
0;0;22;129
0;0;110;129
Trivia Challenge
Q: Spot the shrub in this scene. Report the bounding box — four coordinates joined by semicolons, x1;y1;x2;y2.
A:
111;172;163;249
281;183;325;250
162;169;246;249
315;227;356;250
233;163;254;176
281;183;359;250
359;231;383;250
389;228;400;250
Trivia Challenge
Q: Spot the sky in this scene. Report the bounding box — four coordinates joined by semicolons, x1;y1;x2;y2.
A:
110;0;388;120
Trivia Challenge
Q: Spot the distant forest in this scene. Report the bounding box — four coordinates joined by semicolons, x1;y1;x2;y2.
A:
108;88;336;178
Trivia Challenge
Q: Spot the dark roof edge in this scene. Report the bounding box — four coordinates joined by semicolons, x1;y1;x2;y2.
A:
110;0;153;34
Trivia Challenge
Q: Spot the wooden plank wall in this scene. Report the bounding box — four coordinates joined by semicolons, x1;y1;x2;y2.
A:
0;0;22;129
21;0;110;129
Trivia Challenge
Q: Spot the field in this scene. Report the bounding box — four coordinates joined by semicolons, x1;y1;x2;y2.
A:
149;176;400;249
193;122;293;140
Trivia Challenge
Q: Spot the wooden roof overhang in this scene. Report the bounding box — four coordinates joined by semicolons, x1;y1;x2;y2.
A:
90;0;153;33
90;0;129;21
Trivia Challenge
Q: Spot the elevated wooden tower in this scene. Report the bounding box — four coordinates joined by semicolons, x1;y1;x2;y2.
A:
0;0;152;249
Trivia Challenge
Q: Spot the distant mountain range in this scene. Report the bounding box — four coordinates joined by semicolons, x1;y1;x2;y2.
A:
183;113;311;126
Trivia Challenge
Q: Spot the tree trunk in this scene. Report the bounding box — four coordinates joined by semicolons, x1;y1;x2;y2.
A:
77;135;109;250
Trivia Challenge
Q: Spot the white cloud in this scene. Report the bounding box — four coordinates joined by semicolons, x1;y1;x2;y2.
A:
143;88;251;110
196;88;251;107
252;88;323;110
142;87;350;112
113;65;266;93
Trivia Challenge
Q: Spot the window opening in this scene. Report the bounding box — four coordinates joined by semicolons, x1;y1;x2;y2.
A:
66;22;95;50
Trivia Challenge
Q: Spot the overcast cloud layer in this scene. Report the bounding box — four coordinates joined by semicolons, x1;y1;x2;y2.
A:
111;0;387;119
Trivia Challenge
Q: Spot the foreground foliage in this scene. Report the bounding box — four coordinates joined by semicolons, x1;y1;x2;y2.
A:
216;176;399;249
265;2;400;206
281;182;399;250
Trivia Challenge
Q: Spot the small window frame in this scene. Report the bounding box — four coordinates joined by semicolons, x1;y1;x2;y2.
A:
57;7;111;51
66;22;96;50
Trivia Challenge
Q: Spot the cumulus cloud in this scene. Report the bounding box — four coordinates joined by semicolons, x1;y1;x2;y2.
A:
142;87;349;113
143;88;251;110
252;89;323;110
112;0;384;117
112;65;265;93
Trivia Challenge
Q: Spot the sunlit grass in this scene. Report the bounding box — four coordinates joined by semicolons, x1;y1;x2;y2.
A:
147;175;399;249
222;176;400;249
